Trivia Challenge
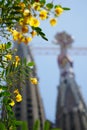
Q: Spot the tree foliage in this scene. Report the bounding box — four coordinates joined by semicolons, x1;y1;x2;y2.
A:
0;0;70;129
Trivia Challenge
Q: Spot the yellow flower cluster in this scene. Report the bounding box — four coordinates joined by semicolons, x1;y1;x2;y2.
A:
10;16;39;44
8;2;64;44
15;94;22;102
4;54;20;67
10;28;32;45
14;89;22;102
5;54;20;67
30;78;38;85
9;89;22;107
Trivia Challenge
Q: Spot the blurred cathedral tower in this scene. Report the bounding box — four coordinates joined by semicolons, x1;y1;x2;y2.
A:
55;32;87;130
13;43;45;130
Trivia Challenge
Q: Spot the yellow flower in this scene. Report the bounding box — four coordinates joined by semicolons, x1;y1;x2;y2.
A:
5;54;12;60
16;94;22;102
23;9;30;17
24;37;32;44
19;18;24;25
39;10;48;20
0;44;6;50
14;62;19;67
22;25;29;33
33;2;41;11
29;17;40;27
55;6;63;16
12;30;22;41
15;56;20;62
23;17;30;24
7;27;13;33
19;2;25;8
23;16;32;24
31;31;37;38
19;2;25;11
14;89;19;95
13;56;20;67
30;78;38;85
19;36;25;43
9;100;15;107
50;18;57;26
12;29;17;35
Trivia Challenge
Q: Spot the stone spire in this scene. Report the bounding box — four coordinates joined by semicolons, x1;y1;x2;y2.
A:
13;42;45;130
55;31;87;130
55;31;74;83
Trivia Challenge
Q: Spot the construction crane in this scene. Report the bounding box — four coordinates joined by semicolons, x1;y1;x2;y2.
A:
30;31;87;56
30;46;87;56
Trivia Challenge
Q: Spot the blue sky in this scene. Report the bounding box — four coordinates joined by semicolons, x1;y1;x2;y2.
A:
30;0;87;122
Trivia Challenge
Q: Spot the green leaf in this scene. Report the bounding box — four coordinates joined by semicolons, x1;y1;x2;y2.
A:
6;42;12;49
0;91;10;97
1;70;4;77
33;27;48;41
27;62;35;67
6;105;12;112
14;120;23;126
0;0;5;7
0;85;7;90
41;35;48;41
39;31;45;36
34;27;42;32
51;128;61;130
12;6;21;10
15;121;28;130
54;5;61;8
39;0;46;4
44;120;50;130
63;7;71;10
23;58;27;66
21;122;28;130
46;3;53;10
0;122;6;130
33;120;40;130
31;0;35;4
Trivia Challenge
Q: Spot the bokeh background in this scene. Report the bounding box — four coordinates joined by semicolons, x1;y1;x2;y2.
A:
30;0;87;123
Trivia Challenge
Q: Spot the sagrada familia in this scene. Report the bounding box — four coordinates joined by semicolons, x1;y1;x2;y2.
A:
55;32;87;130
2;31;87;130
